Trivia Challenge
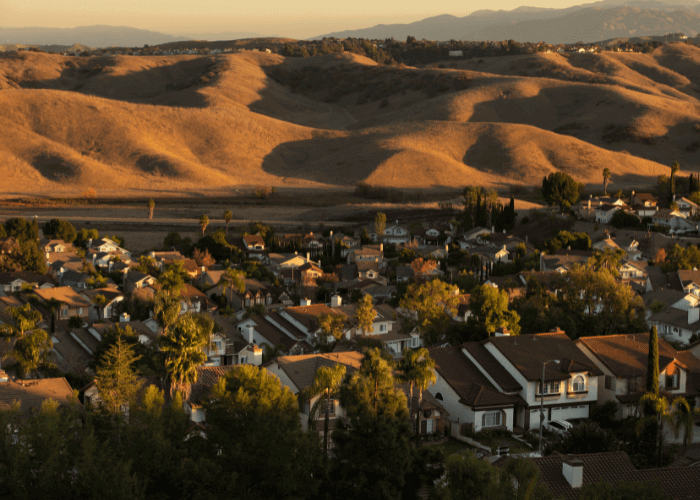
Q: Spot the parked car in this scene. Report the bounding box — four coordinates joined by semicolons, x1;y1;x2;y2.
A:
543;420;573;435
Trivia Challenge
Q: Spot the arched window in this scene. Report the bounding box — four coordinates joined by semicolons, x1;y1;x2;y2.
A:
572;375;586;392
435;392;443;401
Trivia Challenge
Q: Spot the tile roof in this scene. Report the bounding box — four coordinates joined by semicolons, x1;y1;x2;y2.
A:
70;327;100;354
246;315;312;352
649;307;700;331
51;330;92;374
283;304;337;331
0;377;78;419
265;312;309;340
188;365;235;407
462;342;522;392
576;333;690;378
33;286;91;308
487;332;603;382
429;346;520;408
267;352;364;393
528;451;700;500
677;270;700;288
0;271;53;286
243;235;266;247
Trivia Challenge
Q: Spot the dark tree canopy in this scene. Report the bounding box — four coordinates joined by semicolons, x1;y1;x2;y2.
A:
542;172;583;209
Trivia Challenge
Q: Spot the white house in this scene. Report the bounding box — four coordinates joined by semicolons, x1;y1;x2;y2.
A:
651;209;697;233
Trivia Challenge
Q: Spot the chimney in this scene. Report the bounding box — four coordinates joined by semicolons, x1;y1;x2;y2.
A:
120;312;130;323
251;344;263;366
45;251;50;260
201;266;206;274
246;325;255;344
588;195;592;209
494;326;510;337
0;369;8;383
318;260;321;267
491;225;495;233
380;243;383;252
689;307;700;325
300;297;312;306
306;252;310;261
562;457;583;488
87;238;93;248
331;295;342;308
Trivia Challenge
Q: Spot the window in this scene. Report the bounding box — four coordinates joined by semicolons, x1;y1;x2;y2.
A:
539;382;549;395
213;340;223;352
266;296;272;304
302;402;310;414
60;307;69;318
245;298;250;307
667;373;679;389
550;381;560;394
604;375;617;391
78;308;83;315
380;324;386;332
326;398;336;416
572;376;586;392
435;392;443;401
482;411;501;428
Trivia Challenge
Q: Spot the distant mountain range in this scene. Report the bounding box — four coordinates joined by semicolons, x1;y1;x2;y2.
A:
0;25;270;49
313;0;700;44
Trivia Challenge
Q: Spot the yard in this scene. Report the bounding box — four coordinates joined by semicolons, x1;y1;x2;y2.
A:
426;438;480;457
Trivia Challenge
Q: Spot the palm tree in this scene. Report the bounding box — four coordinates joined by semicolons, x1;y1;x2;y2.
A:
302;363;347;460
12;329;53;379
0;303;42;338
153;290;182;336
397;348;437;442
199;214;209;236
159;261;188;296
636;392;675;467
217;267;246;308
147;199;155;220
92;294;107;320
603;168;611;195
159;315;207;398
670;396;700;456
224;210;233;234
671;161;680;196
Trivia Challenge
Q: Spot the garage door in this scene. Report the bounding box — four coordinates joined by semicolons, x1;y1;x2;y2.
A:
551;405;588;421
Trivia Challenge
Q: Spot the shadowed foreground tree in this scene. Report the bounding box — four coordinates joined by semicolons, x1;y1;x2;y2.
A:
95;332;143;415
303;362;347;461
159;315;207;398
397;347;436;442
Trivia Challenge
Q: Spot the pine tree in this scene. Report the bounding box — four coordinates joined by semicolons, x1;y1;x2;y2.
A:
646;325;659;396
95;333;143;415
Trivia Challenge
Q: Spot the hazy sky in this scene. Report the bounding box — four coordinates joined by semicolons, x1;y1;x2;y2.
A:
3;0;585;38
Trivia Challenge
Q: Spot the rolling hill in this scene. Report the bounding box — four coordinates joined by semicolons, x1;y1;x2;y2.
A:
1;44;700;197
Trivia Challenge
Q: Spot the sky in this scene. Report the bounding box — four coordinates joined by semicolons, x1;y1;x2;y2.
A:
3;0;588;39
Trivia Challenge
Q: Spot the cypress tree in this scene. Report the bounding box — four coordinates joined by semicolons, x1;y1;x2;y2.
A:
509;195;516;228
475;191;482;228
646;325;659;396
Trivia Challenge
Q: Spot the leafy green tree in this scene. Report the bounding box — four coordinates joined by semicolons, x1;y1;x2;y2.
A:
0;303;42;338
75;228;99;248
42;219;77;243
205;365;323;500
647;325;659;396
355;293;376;334
375;212;387;241
4;218;39;241
316;312;346;349
541;172;582;209
468;284;521;337
68;315;83;329
158;261;189;295
153;289;182;337
95;332;143;414
303;363;347;460
396;348;436;442
11;328;53;378
160;315;207;397
399;279;459;345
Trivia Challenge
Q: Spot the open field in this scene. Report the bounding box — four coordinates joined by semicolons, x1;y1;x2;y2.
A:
2;44;700;199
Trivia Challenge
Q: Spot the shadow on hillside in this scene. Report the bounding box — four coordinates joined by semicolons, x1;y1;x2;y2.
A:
28;56;219;108
31;153;81;182
260;134;399;186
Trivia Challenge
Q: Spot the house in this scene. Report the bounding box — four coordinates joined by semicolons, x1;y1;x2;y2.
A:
347;245;385;270
612;234;643;261
459;227;492;249
148;251;186;271
592;237;622;253
631;192;658;217
576;333;700;425
618;259;647;280
418;245;450;260
50;330;93;374
540;249;592;273
80;287;124;321
595;204;624;224
477;245;510;264
428;345;521;433
648;307;700;345
123;271;157;294
208;277;273;310
0;271;54;295
60;270;92;289
237;315;314;356
0;375;80;418
669;269;700;297
242;234;267;261
516;451;700;500
89;237;131;259
464;331;602;430
651;209;697;233
47;253;83;282
381;222;411;245
33;287;91;322
673;195;700;217
39;239;73;254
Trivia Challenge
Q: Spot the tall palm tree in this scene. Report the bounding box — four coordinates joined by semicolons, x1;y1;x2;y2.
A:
636;392;675;467
224;210;233;234
92;294;107;320
199;215;210;236
159;315;207;399
671;161;680;197
147;199;155;220
397;348;437;442
603;168;611;195
670;396;700;456
153;289;182;336
302;363;347;460
11;329;53;379
218;267;246;308
0;303;42;338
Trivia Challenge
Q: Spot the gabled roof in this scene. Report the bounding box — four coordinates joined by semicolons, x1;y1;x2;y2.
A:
642;288;691;308
576;332;692;378
0;271;53;286
33;286;91;308
284;304;337;331
266;352;364;394
429;346;520;408
649;307;700;332
246;315;313;352
0;377;78;419
188;366;235;408
462;342;522;392
486;332;603;382
243;234;265;247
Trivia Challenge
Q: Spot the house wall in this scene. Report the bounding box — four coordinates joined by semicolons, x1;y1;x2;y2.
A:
474;407;514;432
428;371;474;426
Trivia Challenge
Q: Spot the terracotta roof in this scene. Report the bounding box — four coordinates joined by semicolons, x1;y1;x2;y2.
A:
487;332;603;382
462;342;522;392
188;365;235;407
33;286;91;308
429;346;520;408
266;352;364;393
576;333;689;378
0;377;78;419
528;451;700;500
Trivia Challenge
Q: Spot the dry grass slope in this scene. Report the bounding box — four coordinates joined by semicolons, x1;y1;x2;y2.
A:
2;44;700;198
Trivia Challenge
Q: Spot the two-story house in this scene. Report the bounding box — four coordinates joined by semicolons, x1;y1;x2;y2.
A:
651;209;697;233
80;287;124;321
242;234;266;261
673;195;700;217
631;192;658;217
89;237;131;259
540;249;593;273
0;271;54;295
576;333;700;443
381;222;411;245
347;245;385;270
33;286;92;323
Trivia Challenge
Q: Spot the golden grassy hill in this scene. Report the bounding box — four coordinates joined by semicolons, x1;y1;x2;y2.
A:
1;45;700;197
